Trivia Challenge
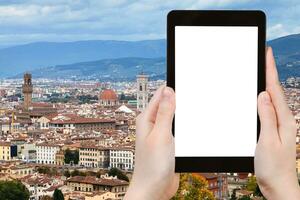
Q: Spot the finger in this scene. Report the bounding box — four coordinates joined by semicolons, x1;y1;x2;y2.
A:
136;85;165;140
152;87;175;138
143;85;165;124
257;91;279;142
265;47;295;140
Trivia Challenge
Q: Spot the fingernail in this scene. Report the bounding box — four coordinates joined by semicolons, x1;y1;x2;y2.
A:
162;87;173;101
262;92;271;104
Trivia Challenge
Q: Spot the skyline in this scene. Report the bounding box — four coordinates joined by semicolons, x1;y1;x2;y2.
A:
0;0;300;47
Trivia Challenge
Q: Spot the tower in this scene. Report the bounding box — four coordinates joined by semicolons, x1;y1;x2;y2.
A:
22;73;33;110
137;73;149;111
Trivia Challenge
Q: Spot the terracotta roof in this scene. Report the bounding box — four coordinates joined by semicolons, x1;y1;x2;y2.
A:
67;176;128;186
21;175;53;185
50;117;115;125
99;89;118;100
31;102;53;108
36;142;60;147
44;184;63;192
0;142;11;146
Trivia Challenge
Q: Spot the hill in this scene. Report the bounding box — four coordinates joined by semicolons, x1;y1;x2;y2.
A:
0;39;166;77
268;34;300;80
14;57;166;81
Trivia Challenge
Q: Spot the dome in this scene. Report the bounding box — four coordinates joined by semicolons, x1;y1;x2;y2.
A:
99;89;118;100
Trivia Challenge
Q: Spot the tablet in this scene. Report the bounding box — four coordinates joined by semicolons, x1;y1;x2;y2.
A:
167;10;266;172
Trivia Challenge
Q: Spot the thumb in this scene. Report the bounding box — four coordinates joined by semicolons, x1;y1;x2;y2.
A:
257;91;278;142
153;87;175;136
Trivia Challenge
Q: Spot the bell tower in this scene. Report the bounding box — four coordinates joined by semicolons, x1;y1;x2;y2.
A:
136;73;149;111
22;73;33;110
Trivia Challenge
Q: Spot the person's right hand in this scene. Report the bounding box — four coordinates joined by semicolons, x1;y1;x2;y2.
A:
255;47;300;200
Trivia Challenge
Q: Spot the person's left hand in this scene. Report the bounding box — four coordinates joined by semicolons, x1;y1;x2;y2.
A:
124;86;179;200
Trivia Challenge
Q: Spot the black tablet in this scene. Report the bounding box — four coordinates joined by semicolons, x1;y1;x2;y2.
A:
167;10;266;172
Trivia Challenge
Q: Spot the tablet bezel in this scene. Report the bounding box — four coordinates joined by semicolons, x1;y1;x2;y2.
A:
167;10;266;172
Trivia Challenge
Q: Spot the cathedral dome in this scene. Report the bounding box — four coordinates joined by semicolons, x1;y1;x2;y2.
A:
99;89;118;100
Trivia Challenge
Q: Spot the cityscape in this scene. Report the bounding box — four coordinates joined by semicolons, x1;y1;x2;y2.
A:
0;0;300;200
0;71;299;200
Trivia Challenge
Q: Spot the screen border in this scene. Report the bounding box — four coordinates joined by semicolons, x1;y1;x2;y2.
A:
167;10;266;172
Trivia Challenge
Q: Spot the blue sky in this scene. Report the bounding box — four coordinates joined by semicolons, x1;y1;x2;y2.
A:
0;0;299;47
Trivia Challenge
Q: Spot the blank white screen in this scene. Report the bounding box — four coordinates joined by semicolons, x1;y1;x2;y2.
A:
175;26;258;157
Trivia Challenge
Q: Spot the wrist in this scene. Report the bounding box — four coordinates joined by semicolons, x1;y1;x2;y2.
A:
124;179;153;200
261;179;300;200
124;180;168;200
124;185;149;200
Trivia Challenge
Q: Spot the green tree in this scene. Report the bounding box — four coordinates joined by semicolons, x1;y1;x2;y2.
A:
254;185;266;199
172;174;215;200
41;196;53;200
53;189;64;200
64;149;79;165
238;195;251;200
246;176;257;192
0;180;30;200
120;93;126;100
108;168;129;182
70;169;86;177
37;166;58;176
37;166;51;174
230;189;237;200
63;170;71;178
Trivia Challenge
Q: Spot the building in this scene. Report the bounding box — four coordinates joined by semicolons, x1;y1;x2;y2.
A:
37;113;116;132
136;73;149;111
99;89;119;107
79;145;109;168
66;175;129;200
235;189;253;198
0;121;10;135
9;164;35;178
17;143;36;163
21;174;64;200
22;73;33;110
85;191;116;200
194;173;228;199
109;146;134;171
0;142;17;161
55;150;65;166
36;143;61;164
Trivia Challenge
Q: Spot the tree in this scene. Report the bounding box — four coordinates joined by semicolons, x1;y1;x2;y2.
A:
238;195;251;200
254;185;266;199
120;93;126;101
0;180;30;200
246;176;266;199
70;169;86;177
63;170;71;178
64;149;79;165
37;166;58;176
230;189;237;200
246;176;257;192
172;174;215;200
41;196;53;200
108;168;129;182
37;166;51;174
53;189;64;200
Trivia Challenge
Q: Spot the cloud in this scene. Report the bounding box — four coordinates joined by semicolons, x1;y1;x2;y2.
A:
0;0;299;45
267;24;289;39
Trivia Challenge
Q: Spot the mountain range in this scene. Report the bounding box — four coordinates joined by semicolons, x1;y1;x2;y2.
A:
19;57;166;81
0;39;165;78
1;34;300;80
268;34;300;80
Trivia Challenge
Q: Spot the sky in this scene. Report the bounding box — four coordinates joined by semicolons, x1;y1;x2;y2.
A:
0;0;299;47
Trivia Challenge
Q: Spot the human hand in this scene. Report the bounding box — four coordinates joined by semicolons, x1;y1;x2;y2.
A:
124;86;179;200
255;47;300;199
